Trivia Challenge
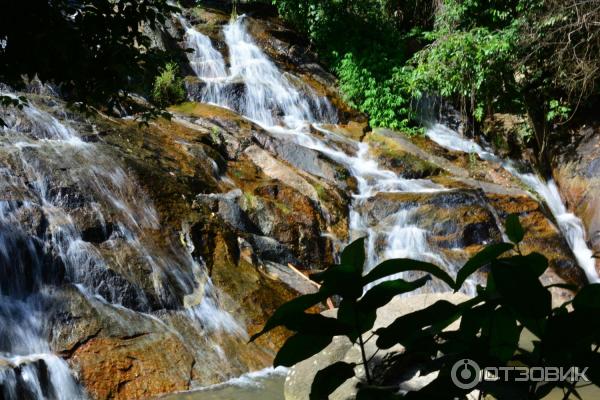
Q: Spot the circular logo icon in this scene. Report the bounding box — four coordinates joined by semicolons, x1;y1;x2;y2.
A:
451;359;481;390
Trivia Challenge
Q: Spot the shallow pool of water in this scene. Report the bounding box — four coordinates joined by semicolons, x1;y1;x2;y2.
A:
161;368;286;400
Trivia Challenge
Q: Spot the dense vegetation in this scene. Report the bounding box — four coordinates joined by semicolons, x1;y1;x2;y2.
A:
253;215;600;399
271;0;600;165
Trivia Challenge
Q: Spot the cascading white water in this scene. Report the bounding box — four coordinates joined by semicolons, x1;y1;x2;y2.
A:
181;15;469;293
181;15;336;128
0;95;243;398
426;123;600;283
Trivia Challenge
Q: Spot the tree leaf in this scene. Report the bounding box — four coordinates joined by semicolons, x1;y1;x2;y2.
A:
506;213;525;244
310;362;356;400
362;259;455;290
337;300;377;342
310;238;366;300
340;237;366;275
274;333;333;367
455;242;514;290
573;284;600;311
359;276;431;311
317;263;364;300
285;313;350;337
491;257;551;336
250;291;330;342
488;307;522;362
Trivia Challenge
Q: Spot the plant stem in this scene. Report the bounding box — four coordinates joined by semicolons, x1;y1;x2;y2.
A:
358;331;373;384
354;307;373;384
562;344;599;400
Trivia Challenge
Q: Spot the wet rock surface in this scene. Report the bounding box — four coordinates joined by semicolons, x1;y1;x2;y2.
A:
554;122;600;275
0;4;593;399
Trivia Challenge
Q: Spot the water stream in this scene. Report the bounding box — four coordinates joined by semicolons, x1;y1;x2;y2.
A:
181;15;464;295
2;10;595;400
426;123;600;283
0;93;242;398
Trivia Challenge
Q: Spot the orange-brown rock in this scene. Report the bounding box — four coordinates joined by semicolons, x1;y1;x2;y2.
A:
71;334;194;400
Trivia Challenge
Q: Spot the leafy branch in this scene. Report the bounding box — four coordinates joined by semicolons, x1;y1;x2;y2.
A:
252;214;600;399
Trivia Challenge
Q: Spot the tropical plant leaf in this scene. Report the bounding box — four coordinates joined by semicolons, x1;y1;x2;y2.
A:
274;333;333;367
316;263;364;300
488;307;522;362
455;242;514;290
491;258;551;336
310;362;356;400
359;276;431;311
250;290;331;341
362;259;455;290
506;213;525;244
285;313;350;337
337;300;377;342
340;237;366;275
573;284;600;311
357;385;403;399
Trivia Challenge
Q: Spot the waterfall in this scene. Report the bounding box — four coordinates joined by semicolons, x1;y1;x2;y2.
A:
0;95;243;398
182;15;336;128
181;15;470;293
426;123;600;283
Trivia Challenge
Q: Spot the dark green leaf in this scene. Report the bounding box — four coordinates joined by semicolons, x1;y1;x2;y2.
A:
491;257;551;336
274;333;333;367
311;238;366;300
521;252;549;277
362;259;455;290
340;237;366;275
506;213;525;244
573;284;600;311
310;362;356;400
534;382;556;398
488;307;522;362
285;313;350;337
338;300;377;342
359;276;431;311
455;242;514;290
317;264;364;300
250;291;330;342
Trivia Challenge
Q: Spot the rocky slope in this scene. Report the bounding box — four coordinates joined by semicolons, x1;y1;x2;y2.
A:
0;3;592;400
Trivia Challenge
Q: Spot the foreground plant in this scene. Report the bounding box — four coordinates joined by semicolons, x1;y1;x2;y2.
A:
251;214;600;399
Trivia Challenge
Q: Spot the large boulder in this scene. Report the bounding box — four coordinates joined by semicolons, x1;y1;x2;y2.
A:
284;293;472;400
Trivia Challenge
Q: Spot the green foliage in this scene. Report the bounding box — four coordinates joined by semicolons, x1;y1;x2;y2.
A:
274;0;599;157
337;54;420;133
254;214;600;398
151;63;186;107
411;26;517;122
546;99;571;123
272;0;429;134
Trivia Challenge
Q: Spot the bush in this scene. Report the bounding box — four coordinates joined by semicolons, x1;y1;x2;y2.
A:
151;62;186;107
252;214;600;399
